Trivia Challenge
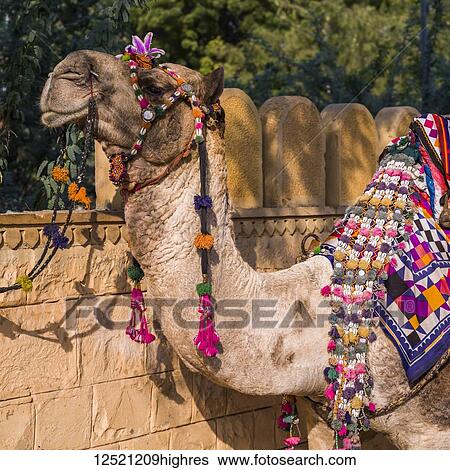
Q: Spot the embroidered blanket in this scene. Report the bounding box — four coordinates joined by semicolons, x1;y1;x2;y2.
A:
321;113;450;383
375;194;450;382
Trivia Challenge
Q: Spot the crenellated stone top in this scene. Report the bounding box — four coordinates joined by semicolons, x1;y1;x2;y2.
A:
0;207;346;251
0;210;128;251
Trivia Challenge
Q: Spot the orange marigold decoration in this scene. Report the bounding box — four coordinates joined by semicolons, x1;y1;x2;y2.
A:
193;233;214;250
68;182;91;209
51;166;70;183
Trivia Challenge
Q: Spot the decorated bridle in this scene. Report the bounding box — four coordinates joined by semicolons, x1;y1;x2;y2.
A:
109;33;220;191
113;33;221;358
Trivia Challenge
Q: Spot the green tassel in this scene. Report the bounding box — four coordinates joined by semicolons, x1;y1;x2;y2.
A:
196;282;212;296
127;263;144;283
313;245;321;255
195;135;204;144
327;368;338;380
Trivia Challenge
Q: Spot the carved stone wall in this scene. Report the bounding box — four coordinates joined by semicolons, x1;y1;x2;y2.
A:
321;103;379;207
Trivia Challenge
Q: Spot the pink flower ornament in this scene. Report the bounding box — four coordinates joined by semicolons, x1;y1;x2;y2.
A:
116;32;166;60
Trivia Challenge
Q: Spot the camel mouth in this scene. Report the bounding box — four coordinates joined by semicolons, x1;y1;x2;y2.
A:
41;94;93;128
41;106;89;128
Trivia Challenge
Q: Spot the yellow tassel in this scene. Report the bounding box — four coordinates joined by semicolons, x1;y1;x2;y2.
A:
17;275;33;292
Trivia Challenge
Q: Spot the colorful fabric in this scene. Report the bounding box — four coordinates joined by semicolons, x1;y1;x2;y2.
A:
375;194;450;382
410;114;450;215
319;143;419;449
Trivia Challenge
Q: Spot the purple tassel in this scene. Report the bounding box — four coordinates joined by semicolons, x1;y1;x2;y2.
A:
43;223;69;249
126;287;155;344
194;293;220;357
194;194;213;211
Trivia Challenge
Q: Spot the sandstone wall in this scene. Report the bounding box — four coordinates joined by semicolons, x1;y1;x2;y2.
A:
0;211;283;450
0;95;416;450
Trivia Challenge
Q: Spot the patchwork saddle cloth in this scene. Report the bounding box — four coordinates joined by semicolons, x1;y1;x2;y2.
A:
322;113;450;383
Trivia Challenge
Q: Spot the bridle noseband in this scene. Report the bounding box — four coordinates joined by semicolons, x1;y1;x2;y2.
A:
107;53;222;196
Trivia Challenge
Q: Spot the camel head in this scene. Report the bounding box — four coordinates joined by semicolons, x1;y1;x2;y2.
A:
40;50;224;170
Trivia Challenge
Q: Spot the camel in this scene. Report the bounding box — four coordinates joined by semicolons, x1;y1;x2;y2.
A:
40;50;450;449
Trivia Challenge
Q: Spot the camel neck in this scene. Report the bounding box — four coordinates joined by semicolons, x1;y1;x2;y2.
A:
123;127;255;299
122;125;332;397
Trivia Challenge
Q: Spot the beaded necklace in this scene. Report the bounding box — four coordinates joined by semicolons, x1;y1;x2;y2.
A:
319;135;419;449
115;33;221;357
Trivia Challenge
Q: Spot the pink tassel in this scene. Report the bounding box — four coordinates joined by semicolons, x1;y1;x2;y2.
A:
126;310;137;340
321;285;332;297
126;287;155;344
324;383;335;400
327;339;336;352
194;294;220;357
343;437;352;450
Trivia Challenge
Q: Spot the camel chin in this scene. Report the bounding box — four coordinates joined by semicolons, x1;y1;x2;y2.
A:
40;50;450;450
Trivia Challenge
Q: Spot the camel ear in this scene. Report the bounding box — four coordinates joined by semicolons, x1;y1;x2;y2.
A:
203;67;224;104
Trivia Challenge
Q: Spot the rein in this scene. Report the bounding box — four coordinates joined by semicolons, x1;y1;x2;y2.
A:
0;97;97;294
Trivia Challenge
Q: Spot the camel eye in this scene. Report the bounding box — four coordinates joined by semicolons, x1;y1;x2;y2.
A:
144;85;163;95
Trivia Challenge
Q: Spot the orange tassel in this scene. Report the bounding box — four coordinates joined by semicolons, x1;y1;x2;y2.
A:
68;182;91;209
51;166;70;183
192;107;203;118
194;233;214;250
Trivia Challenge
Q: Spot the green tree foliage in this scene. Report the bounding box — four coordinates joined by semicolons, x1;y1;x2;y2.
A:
1;0;450;210
0;0;147;209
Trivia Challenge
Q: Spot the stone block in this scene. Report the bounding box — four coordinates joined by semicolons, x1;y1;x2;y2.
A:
191;373;227;422
34;387;92;449
260;96;325;207
221;88;263;209
120;431;170;450
92;377;152;446
95;141;123;210
74;295;146;385
150;369;193;432
217;411;254;450
0;397;33;449
0;244;130;309
26;243;130;303
375;106;419;151
321;103;379;206
0;248;32;307
253;407;276;450
226;388;278;415
170;421;217;450
0;301;78;400
145;326;177;375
